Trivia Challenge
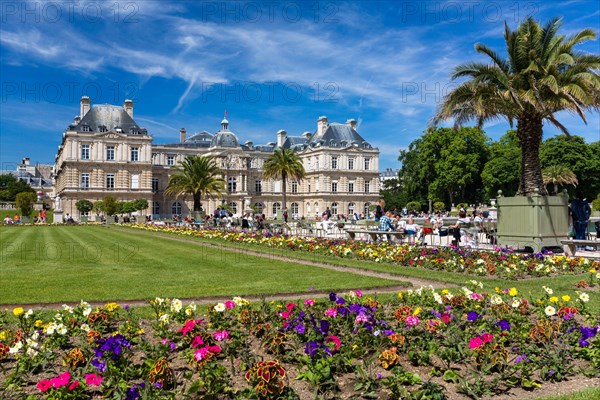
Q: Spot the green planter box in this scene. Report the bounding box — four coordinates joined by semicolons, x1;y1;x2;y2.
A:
496;194;568;252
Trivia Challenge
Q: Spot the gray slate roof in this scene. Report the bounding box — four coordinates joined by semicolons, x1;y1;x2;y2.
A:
71;105;145;135
308;124;371;148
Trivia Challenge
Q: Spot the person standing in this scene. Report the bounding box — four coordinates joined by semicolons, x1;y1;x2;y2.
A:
571;190;591;248
375;199;385;221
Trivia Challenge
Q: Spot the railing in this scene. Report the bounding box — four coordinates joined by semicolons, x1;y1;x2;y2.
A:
0;202;16;210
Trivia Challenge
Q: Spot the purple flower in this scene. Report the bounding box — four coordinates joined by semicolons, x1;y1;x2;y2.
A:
467;311;479;322
579;326;598;347
91;358;106;372
305;341;319;357
329;292;337;302
294;323;306;334
514;354;527;364
496;320;511;331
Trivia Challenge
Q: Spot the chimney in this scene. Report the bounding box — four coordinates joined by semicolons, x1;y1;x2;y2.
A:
346;118;357;130
317;116;328;136
124;99;134;118
276;130;287;147
180;128;186;143
80;96;91;118
244;141;253;149
73;115;81;124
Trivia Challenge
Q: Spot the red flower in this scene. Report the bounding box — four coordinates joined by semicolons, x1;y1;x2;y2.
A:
441;314;451;324
37;380;52;392
69;380;80;391
325;335;341;351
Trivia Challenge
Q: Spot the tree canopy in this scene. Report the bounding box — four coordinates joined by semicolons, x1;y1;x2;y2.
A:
262;148;306;211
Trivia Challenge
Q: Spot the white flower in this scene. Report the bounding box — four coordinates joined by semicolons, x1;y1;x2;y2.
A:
80;324;91;332
31;331;39;341
462;287;473;297
62;304;74;313
512;299;521;308
45;322;56;335
26;338;38;348
545;306;556;316
56;324;67;335
24;309;33;319
26;347;39;357
579;293;590;303
214;303;226;312
158;314;170;324
433;293;443;305
9;341;22;354
490;295;503;305
170;299;182;313
543;286;554;295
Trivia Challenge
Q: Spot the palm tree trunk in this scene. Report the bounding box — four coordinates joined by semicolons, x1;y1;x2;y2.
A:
193;193;201;212
281;172;287;212
516;115;548;196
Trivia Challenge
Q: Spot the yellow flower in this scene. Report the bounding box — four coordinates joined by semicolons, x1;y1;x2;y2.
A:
494;287;501;293
561;295;570;302
549;296;558;303
413;307;422;316
13;307;24;317
105;302;120;312
508;288;518;297
441;289;449;295
590;269;596;274
35;320;43;328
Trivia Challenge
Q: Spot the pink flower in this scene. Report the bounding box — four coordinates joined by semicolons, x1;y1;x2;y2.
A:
194;347;210;361
304;299;315;306
179;319;201;336
37;380;52;392
405;316;420;326
325;335;341;351
355;314;368;324
482;333;494;343
191;335;204;348
325;308;338;317
470;293;482;301
469;337;484;349
224;300;235;310
213;330;229;341
286;302;296;312
85;373;102;387
354;290;363;297
69;380;80;391
279;311;291;319
441;314;451;324
208;345;221;353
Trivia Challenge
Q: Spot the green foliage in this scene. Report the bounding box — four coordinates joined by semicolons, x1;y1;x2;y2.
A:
262;148;306;211
0;174;35;202
379;178;406;212
103;196;118;216
133;199;149;211
592;198;600;211
433;201;445;212
93;201;104;214
121;201;137;214
481;130;521;198
406;201;422;212
75;199;94;214
456;203;468;211
15;191;36;216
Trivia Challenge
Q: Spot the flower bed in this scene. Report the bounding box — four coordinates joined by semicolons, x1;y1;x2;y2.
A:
1;283;598;399
128;224;598;279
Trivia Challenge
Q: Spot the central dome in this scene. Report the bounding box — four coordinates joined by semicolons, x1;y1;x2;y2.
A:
210;131;240;148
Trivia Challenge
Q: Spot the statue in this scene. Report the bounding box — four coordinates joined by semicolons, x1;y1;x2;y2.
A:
55;196;62;211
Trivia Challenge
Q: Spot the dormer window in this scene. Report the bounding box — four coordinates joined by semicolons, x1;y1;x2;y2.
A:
99;125;107;133
81;125;90;132
129;127;138;134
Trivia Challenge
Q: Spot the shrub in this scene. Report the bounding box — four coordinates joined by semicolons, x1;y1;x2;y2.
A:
456;202;468;211
433;201;446;212
75;199;94;214
406;201;422;212
15;192;36;217
592;197;600;212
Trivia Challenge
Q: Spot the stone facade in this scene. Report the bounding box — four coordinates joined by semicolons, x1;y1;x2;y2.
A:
53;98;380;220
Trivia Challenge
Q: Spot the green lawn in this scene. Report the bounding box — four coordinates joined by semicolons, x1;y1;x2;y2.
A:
0;225;402;304
113;225;600;314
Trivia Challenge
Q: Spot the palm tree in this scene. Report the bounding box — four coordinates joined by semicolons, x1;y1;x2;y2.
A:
262;147;306;212
433;17;599;196
542;165;578;195
165;155;225;213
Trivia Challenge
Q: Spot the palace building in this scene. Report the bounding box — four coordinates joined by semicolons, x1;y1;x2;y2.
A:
53;97;381;220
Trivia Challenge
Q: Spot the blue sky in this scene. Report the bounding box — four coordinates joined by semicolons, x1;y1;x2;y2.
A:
1;0;599;171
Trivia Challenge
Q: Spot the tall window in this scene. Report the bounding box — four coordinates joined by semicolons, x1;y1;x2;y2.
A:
131;174;139;189
106;146;115;161
348;203;355;214
364;158;371;170
130;147;139;162
331;156;338;169
364;182;370;193
152;178;159;193
81;144;90;160
348;157;354;170
331;181;338;193
272;202;281;216
228;177;237;192
167;155;175;166
255;180;262;194
229;202;238;214
106;173;115;190
291;202;299;217
331;202;338;215
80;173;90;189
171;202;181;215
348;182;354;193
315;179;319;192
364;203;370;216
152;201;160;215
291;181;298;193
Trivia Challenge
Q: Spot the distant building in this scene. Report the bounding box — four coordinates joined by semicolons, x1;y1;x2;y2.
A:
6;157;54;200
53;97;381;219
379;168;399;183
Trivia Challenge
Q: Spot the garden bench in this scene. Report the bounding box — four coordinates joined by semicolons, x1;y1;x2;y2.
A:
345;229;405;243
560;239;600;257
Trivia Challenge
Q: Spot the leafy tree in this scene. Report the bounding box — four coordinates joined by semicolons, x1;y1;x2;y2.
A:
165;155;225;212
433;201;446;212
134;199;149;212
379;178;406;212
103;195;118;216
75;199;94;215
16;192;36;217
406;201;422;212
542;165;578;195
93;201;104;215
262;148;306;211
434;17;600;196
481;130;521;197
540;136;599;198
122;201;136;214
0;174;35;201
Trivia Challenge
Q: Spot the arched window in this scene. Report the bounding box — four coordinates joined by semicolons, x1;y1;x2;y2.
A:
364;203;370;217
272;202;281;216
254;202;263;211
290;202;299;218
229;202;238;214
348;202;355;215
152;201;160;216
314;202;319;215
306;203;311;214
172;202;182;215
331;202;338;215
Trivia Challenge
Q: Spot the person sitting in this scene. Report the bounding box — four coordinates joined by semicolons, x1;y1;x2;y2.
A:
419;217;433;245
404;217;419;245
451;209;471;247
378;211;395;242
3;216;13;224
14;214;21;224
